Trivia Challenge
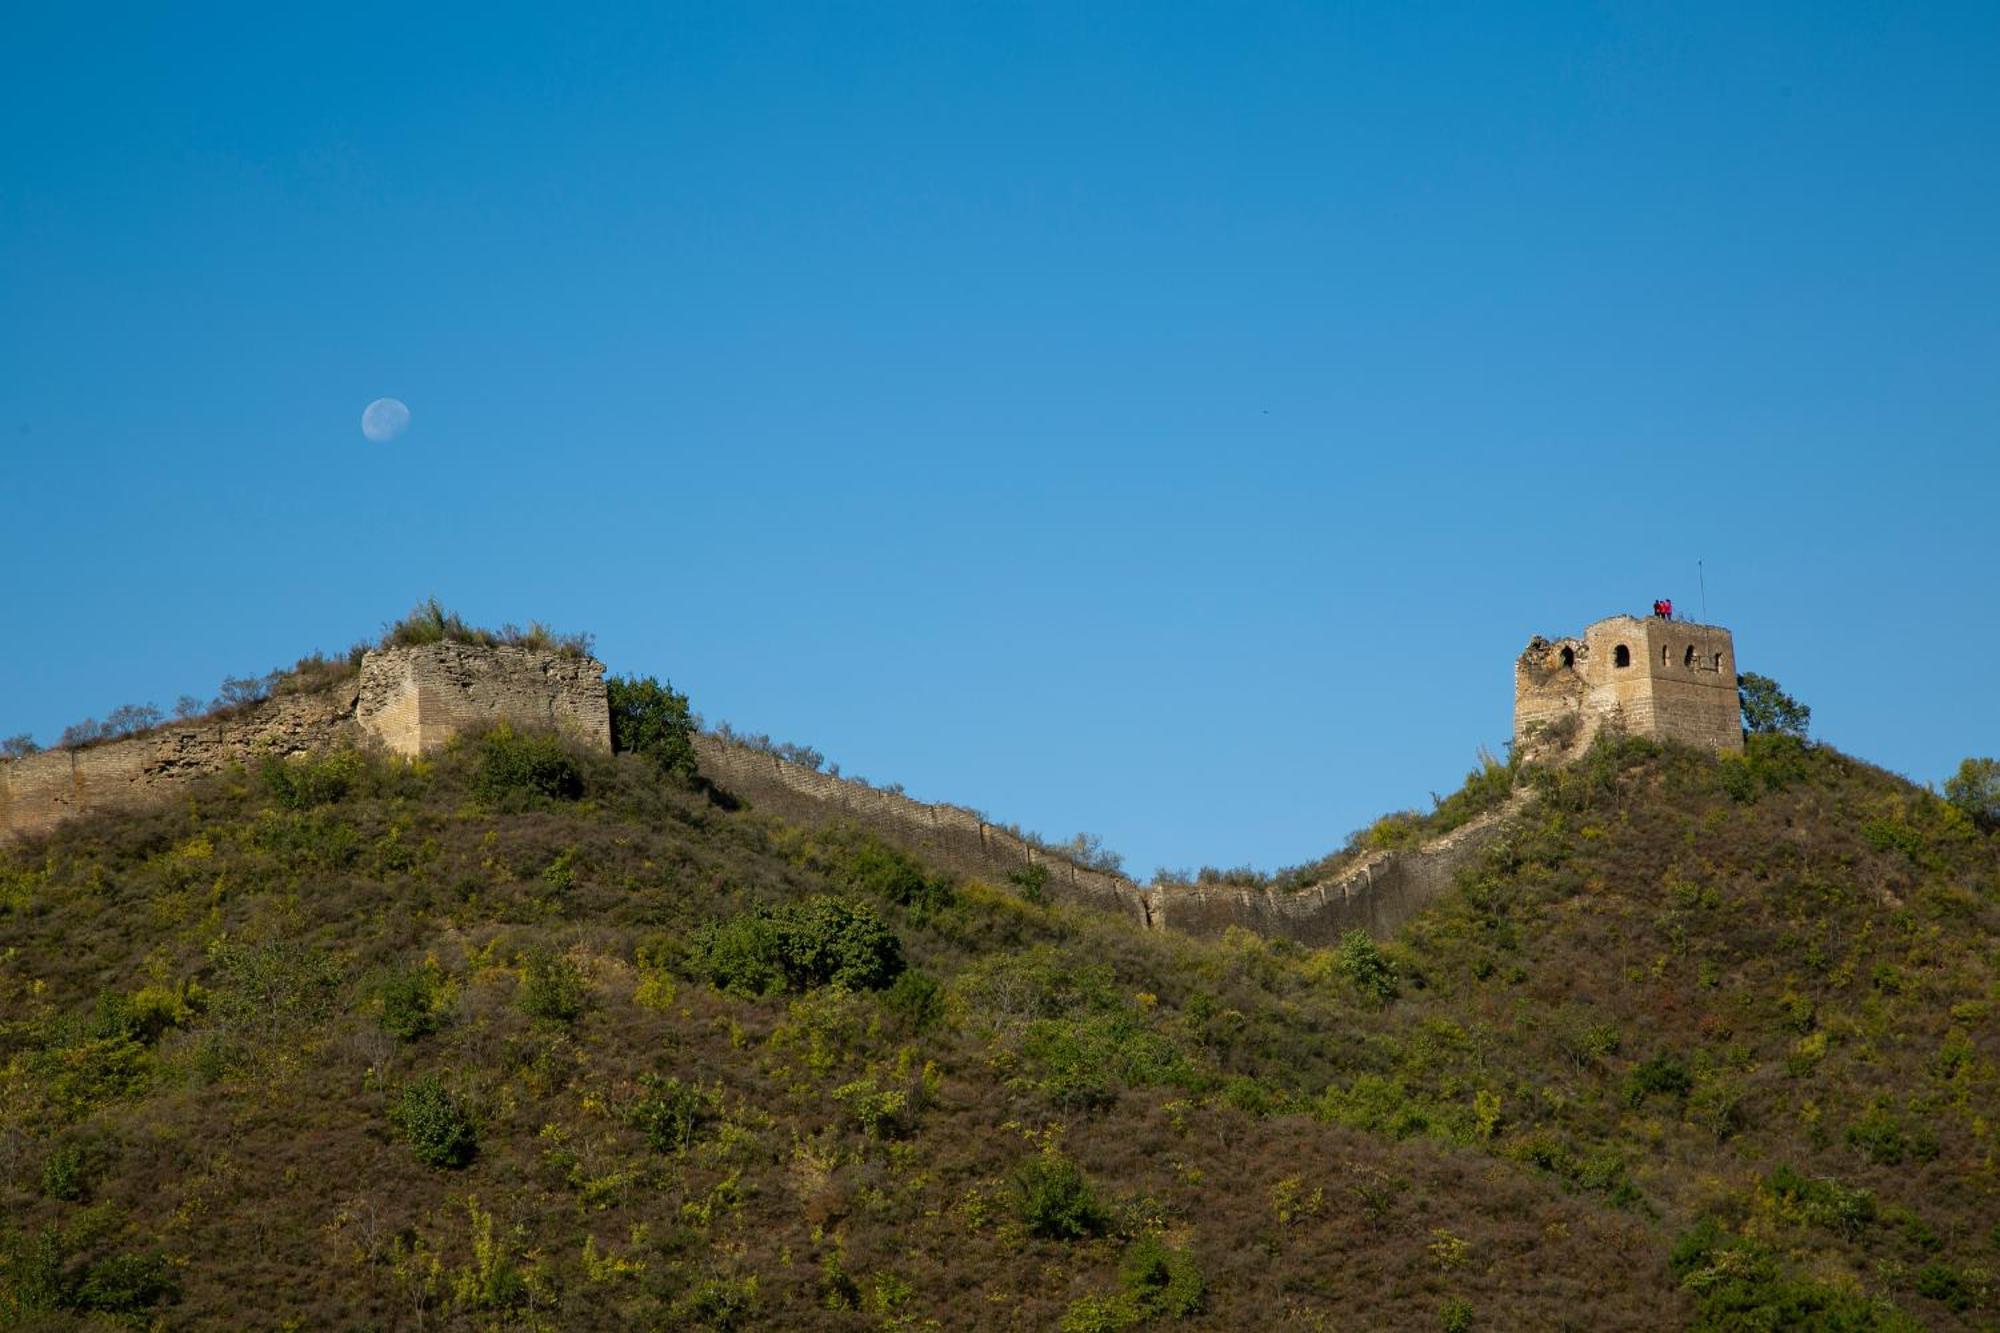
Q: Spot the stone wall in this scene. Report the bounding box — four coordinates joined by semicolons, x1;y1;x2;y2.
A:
1515;614;1741;757
1;643;611;843
356;643;611;756
0;685;361;842
693;734;1513;945
692;735;1151;926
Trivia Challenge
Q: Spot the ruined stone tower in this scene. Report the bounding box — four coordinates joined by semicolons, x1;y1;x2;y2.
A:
1514;614;1742;757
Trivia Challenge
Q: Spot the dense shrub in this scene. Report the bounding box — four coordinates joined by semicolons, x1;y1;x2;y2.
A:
1335;930;1400;1004
802;829;955;917
1764;1165;1875;1238
881;968;943;1032
691;898;903;995
1014;1150;1109;1240
1624;1052;1693;1108
1119;1234;1204;1317
626;1074;720;1153
607;674;698;778
0;1226;181;1318
260;750;363;809
472;725;585;803
517;949;589;1022
206;938;342;1044
392;1074;478;1168
1669;1219;1920;1331
378;965;442;1041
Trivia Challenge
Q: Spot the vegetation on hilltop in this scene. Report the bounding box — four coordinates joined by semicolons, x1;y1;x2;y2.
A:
0;710;1996;1326
5;602;592;756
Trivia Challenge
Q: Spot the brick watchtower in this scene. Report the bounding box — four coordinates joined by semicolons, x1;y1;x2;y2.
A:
1514;614;1742;758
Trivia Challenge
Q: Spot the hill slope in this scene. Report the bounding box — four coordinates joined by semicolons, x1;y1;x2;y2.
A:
1;729;1995;1328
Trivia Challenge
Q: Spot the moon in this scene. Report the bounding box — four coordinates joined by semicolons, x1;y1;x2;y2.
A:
361;397;411;443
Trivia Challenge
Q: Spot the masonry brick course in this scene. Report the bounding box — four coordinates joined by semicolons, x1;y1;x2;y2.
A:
1515;614;1742;757
1;643;608;842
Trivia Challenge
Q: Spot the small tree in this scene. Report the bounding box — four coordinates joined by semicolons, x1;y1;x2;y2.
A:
1;734;39;759
392;1074;478;1168
606;675;697;779
1943;757;2000;831
1739;672;1810;739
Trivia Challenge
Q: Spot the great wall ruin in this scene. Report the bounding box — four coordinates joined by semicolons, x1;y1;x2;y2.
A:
2;611;1744;943
0;642;608;844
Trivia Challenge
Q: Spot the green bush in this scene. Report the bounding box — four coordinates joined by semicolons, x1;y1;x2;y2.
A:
392;1073;478;1168
1625;1052;1693;1108
1014;1150;1108;1240
1943;756;2000;831
517;949;589;1022
1914;1263;1973;1312
881;968;943;1032
71;1252;181;1314
378;965;442;1041
260;749;363;809
837;837;954;916
1670;1219;1922;1331
206;938;343;1044
1845;1106;1936;1166
1335;929;1399;1004
39;1144;88;1201
1439;1295;1474;1332
691;898;904;995
1009;863;1052;905
472;725;584;803
626;1074;719;1153
1120;1234;1203;1317
1764;1165;1875;1238
607;674;697;778
0;1224;180;1319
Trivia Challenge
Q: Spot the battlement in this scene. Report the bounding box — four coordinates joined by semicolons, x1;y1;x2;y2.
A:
1514;614;1742;757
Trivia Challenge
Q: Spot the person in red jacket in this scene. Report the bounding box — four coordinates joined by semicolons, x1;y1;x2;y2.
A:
1657;598;1673;620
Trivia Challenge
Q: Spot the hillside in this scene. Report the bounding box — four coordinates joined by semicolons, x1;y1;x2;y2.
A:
1;718;1996;1328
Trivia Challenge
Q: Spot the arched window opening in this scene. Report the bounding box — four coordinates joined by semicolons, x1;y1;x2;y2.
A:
1713;653;1723;671
1661;645;1670;666
1560;646;1575;668
1614;644;1631;668
1683;645;1696;667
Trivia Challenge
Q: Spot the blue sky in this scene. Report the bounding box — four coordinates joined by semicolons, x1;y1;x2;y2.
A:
4;2;1996;877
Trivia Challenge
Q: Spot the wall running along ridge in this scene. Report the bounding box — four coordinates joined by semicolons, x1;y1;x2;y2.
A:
692;734;1515;945
2;638;1514;943
0;643;610;843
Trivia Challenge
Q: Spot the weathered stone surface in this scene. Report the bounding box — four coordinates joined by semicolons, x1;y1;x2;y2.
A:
1515;614;1742;759
692;734;1511;944
356;643;610;756
2;644;610;842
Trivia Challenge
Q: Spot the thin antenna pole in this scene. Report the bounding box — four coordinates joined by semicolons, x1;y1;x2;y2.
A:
1699;561;1708;622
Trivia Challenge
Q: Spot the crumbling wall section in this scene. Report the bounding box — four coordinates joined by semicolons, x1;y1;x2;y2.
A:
1516;615;1741;757
693;734;1512;944
0;684;361;842
2;643;611;843
356;644;610;756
